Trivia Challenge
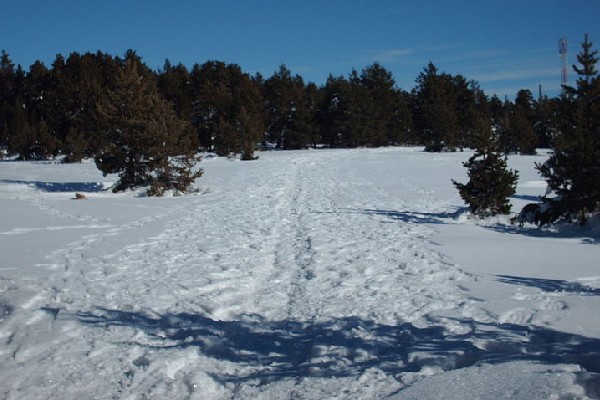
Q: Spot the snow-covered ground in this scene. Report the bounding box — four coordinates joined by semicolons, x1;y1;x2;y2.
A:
0;147;599;399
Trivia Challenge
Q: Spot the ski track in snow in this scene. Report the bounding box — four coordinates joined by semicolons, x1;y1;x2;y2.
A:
0;149;598;399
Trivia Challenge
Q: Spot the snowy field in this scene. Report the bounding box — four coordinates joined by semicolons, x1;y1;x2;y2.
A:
1;147;599;399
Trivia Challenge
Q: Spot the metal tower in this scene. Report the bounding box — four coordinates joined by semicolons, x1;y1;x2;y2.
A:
559;38;568;86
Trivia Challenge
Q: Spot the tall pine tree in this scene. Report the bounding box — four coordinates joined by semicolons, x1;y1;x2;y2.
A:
263;65;311;149
535;34;600;224
412;62;460;151
512;89;538;154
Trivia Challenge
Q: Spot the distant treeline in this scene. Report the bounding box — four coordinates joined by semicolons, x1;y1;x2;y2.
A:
0;49;558;160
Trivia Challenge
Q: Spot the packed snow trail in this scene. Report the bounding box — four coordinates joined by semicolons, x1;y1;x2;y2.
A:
0;149;598;399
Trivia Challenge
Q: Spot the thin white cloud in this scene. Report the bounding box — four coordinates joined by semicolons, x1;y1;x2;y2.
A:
321;48;415;67
370;48;415;62
448;49;512;62
473;67;558;82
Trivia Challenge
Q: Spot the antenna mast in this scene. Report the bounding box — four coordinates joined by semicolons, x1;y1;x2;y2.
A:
558;38;568;86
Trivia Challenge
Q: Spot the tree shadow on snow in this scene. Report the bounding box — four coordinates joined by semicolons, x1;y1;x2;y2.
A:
0;179;106;193
511;194;542;203
357;208;466;225
354;205;599;245
484;222;600;245
497;275;600;296
71;307;600;389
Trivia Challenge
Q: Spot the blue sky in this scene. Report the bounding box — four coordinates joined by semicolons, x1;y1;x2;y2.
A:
2;0;599;98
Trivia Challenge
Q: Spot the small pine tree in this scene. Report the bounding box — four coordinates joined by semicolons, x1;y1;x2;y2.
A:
95;55;201;196
453;117;519;217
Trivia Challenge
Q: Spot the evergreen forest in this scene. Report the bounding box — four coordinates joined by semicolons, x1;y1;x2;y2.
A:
0;50;561;159
0;35;598;223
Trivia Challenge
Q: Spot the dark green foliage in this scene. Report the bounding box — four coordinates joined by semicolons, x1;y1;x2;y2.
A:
157;60;193;120
0;51;21;151
95;55;201;195
0;47;579;173
391;90;415;145
453;124;519;217
454;77;490;150
318;75;353;148
493;91;552;155
7;100;58;160
512;90;538;154
412;62;480;152
318;64;411;148
190;61;232;150
533;95;559;149
534;34;600;225
356;63;409;147
54;52;115;156
1;50;123;159
303;82;322;148
263;65;312;149
190;61;263;156
63;127;88;163
237;107;260;160
412;63;458;151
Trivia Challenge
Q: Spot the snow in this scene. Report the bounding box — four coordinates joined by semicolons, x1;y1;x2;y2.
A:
0;147;599;399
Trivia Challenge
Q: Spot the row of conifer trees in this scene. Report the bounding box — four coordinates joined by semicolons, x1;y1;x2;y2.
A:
1;49;556;161
0;36;598;225
454;34;599;225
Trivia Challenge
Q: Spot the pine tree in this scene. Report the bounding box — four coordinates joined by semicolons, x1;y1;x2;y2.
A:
9;101;36;160
157;60;192;121
512;89;538;154
231;69;264;159
319;73;372;148
190;61;263;156
6;61;61;159
212;117;238;156
303;82;322;148
534;34;600;224
190;61;230;151
452;118;519;217
412;62;460;151
145;96;201;196
0;50;18;153
45;54;72;147
356;63;401;146
63;127;88;163
95;55;201;195
49;52;113;154
490;95;511;152
34;119;59;159
263;65;311;149
533;94;557;149
391;89;414;145
237;107;260;160
453;77;490;150
319;75;350;147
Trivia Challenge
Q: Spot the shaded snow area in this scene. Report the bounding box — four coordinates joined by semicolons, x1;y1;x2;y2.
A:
1;148;599;399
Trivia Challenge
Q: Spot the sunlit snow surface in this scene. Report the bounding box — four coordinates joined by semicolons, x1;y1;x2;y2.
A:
1;148;599;399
